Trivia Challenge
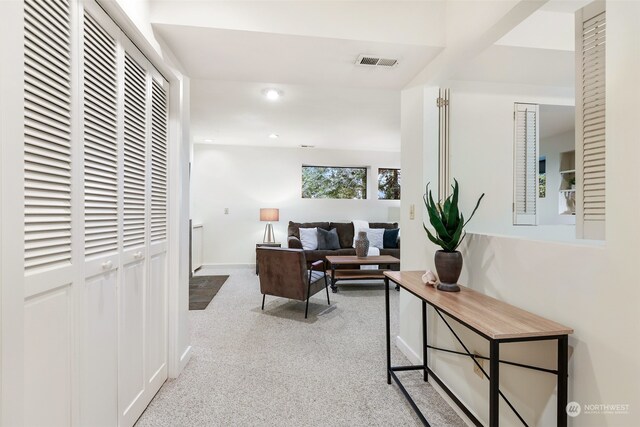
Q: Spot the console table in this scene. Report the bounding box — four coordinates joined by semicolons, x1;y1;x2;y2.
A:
384;271;573;427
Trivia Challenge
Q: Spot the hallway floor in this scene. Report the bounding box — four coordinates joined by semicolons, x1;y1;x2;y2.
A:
136;268;464;426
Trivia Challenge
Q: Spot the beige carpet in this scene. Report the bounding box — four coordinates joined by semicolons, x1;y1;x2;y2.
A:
136;268;465;426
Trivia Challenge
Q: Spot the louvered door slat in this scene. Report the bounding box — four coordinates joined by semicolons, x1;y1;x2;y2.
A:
513;104;538;225
25;25;70;64
25;57;70;93
150;80;168;243
84;69;118;102
123;53;148;249
83;11;118;258
580;9;606;227
24;14;70;57
25;101;70;131
24;0;72;273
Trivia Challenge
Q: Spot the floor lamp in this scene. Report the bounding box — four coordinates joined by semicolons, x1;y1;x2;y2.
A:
260;208;279;243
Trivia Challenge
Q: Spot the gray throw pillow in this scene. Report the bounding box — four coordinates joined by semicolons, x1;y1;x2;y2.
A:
317;228;340;250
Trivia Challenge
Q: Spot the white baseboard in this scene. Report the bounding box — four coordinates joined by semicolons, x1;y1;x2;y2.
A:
200;263;253;270
395;335;476;427
171;345;192;379
395;334;422;364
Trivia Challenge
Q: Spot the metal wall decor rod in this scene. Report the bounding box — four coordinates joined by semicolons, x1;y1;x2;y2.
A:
437;89;451;200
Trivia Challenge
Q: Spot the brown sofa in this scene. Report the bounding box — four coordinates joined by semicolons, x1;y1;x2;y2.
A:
287;221;400;268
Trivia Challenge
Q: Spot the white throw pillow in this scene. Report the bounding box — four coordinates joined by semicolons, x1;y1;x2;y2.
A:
352;220;370;248
299;227;318;250
362;228;385;249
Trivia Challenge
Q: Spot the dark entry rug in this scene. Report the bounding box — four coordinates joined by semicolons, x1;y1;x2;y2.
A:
189;275;229;310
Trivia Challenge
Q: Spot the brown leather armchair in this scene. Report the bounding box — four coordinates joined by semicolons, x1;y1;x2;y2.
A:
256;247;330;318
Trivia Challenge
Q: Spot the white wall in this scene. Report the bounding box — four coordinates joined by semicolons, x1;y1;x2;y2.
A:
191;144;400;266
446;81;581;243
0;2;25;424
539;129;576;226
398;85;439;364
398;3;640;426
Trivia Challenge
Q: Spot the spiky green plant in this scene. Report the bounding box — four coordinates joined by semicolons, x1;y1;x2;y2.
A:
423;179;485;252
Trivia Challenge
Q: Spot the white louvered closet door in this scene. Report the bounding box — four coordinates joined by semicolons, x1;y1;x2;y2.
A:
23;0;75;425
146;76;170;401
80;3;119;426
576;2;606;240
21;0;171;424
119;45;150;427
513;103;539;225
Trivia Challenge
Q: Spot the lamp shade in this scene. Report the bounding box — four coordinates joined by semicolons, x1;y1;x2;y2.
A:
260;208;279;222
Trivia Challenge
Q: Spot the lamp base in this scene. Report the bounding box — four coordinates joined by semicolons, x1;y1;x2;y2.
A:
263;223;276;243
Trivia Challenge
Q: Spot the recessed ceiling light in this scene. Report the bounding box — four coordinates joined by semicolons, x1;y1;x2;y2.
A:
204;139;213;143
263;88;283;101
268;133;279;139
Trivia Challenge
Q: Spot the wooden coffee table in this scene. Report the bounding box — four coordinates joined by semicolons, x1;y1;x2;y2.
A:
325;255;400;293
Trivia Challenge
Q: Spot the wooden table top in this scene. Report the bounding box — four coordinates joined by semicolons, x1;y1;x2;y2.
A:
325;255;400;265
384;271;573;340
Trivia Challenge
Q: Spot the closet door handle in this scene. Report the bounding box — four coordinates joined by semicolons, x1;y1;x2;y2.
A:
102;260;113;271
134;251;143;259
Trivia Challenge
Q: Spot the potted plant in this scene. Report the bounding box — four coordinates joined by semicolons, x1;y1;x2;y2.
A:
423;179;484;292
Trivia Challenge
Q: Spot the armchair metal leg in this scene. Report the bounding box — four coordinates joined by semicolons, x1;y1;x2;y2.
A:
324;273;330;305
261;294;265;310
305;276;312;319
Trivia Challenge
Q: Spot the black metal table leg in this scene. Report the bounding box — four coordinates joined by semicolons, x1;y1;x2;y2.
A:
558;335;568;427
422;300;428;382
331;265;337;293
385;277;391;385
490;340;500;426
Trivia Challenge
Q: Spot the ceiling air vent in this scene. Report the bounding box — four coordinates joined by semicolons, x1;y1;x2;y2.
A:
355;54;398;67
300;145;315;148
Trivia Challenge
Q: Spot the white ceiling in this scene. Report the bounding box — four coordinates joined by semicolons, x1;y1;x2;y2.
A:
454;2;582;88
150;0;447;47
153;16;442;151
190;80;400;151
151;0;585;152
452;45;575;87
539;0;593;13
154;24;442;89
495;10;575;51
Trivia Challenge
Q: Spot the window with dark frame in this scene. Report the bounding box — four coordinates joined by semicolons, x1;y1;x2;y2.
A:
378;168;401;200
301;166;367;199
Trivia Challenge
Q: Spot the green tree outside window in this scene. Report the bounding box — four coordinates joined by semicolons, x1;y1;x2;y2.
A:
302;166;367;199
378;168;401;200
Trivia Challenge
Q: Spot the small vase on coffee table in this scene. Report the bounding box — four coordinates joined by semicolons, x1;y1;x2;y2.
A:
355;231;370;258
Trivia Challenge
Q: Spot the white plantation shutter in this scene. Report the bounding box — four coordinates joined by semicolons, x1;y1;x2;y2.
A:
513;103;539;226
83;11;119;258
576;3;606;239
150;80;168;243
23;0;73;272
123;53;148;249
